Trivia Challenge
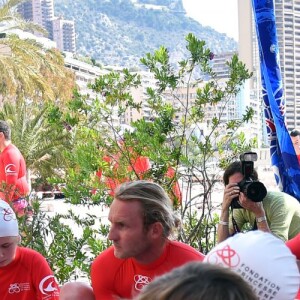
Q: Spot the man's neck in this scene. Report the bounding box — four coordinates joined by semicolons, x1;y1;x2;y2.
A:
134;239;168;265
0;140;11;152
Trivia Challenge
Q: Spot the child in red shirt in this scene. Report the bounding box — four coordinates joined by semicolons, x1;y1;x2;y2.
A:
0;200;59;300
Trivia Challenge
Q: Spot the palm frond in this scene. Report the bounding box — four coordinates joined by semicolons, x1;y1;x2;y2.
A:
0;101;72;180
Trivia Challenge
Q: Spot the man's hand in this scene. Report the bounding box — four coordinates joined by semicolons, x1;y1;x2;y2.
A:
238;193;265;217
217;183;240;243
222;183;240;210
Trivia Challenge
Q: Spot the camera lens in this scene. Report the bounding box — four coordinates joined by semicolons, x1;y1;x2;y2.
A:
244;181;267;202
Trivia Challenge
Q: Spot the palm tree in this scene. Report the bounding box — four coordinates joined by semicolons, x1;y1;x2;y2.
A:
0;101;73;190
0;0;76;103
0;0;47;33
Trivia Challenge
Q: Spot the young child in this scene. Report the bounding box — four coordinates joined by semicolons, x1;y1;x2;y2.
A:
0;200;60;299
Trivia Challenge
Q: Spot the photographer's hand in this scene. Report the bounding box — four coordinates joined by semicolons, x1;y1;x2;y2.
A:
217;183;239;243
222;183;240;210
239;193;264;215
239;193;271;233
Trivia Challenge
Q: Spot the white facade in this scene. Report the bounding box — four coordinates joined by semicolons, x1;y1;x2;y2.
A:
64;55;120;127
64;54;107;93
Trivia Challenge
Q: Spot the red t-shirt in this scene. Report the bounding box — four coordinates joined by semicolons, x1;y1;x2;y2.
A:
286;234;300;300
91;240;205;299
0;247;60;300
286;233;300;259
0;144;29;202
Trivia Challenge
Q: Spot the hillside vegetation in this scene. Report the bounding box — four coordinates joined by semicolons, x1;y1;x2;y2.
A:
55;0;237;67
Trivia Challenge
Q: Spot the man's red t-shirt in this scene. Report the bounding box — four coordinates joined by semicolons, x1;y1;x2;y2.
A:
91;240;205;299
0;247;60;300
0;144;29;202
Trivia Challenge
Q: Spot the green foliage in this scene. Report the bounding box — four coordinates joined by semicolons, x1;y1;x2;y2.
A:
0;101;72;187
11;33;256;281
50;33;255;253
180;211;220;254
19;199;111;284
0;1;76;102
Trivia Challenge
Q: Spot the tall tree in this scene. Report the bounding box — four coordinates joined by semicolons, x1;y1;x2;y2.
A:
52;34;255;251
15;34;255;283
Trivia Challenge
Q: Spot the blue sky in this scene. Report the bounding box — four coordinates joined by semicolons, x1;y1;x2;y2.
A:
182;0;238;41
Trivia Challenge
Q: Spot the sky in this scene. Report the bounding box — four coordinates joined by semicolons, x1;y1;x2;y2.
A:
182;0;238;41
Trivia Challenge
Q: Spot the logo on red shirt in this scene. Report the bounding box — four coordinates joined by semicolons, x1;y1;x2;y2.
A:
8;282;30;294
5;164;17;175
134;274;151;291
39;275;58;296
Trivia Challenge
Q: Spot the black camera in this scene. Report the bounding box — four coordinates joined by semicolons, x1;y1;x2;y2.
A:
231;152;267;209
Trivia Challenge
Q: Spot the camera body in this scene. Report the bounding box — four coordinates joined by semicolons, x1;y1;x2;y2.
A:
231;152;267;209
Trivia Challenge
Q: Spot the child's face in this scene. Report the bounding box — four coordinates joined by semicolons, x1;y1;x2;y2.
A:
0;236;19;267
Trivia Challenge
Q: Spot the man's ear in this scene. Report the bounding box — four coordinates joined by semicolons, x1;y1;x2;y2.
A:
149;222;164;239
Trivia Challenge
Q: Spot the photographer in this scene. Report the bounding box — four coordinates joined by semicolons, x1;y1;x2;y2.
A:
217;158;300;243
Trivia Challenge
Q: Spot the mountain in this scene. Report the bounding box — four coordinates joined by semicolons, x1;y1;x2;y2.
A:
55;0;237;68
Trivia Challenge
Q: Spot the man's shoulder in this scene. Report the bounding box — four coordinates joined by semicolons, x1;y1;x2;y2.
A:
19;246;38;256
167;240;205;260
262;191;300;217
264;191;300;205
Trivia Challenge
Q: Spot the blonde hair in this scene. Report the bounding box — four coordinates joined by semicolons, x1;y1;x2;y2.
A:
115;180;179;238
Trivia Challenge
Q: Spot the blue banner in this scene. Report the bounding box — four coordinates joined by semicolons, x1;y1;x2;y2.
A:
252;0;300;200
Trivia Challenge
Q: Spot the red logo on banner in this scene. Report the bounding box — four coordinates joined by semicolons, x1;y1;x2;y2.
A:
206;244;240;268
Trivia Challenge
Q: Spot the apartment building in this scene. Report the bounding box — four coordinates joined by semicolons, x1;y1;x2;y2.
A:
52;17;76;53
121;71;158;124
212;52;236;79
17;0;76;53
17;0;54;37
238;0;300;132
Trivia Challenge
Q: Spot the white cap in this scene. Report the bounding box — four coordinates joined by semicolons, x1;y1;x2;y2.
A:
204;231;300;300
0;200;19;237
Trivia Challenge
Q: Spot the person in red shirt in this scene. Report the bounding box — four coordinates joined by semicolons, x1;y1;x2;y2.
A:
286;234;300;300
0;199;59;300
0;121;30;216
290;129;300;164
60;180;204;300
286;233;300;260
